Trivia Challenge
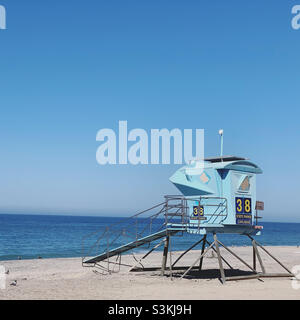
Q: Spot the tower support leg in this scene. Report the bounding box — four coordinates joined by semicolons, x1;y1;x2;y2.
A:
161;236;170;276
253;246;256;271
169;236;173;280
199;235;207;271
213;233;226;284
252;239;266;274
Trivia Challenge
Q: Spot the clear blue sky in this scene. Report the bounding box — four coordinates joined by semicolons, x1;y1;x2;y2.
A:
0;1;299;222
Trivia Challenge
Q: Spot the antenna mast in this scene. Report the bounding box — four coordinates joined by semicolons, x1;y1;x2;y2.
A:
219;129;224;160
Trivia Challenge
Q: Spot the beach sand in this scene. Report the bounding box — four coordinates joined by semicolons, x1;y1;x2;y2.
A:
0;246;300;300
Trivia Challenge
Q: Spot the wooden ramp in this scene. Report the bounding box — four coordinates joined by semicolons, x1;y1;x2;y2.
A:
84;228;179;264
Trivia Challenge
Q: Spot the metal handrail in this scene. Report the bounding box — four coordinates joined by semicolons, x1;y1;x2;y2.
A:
82;202;169;261
82;195;229;263
163;195;228;226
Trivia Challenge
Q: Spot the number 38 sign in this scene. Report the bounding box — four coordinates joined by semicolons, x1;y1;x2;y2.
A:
235;197;252;214
235;197;252;225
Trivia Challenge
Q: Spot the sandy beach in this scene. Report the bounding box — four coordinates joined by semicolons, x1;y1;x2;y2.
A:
0;246;299;300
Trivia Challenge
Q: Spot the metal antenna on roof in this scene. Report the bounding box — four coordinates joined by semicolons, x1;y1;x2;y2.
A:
219;129;224;161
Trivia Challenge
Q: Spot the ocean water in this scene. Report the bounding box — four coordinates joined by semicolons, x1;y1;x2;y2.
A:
0;214;300;261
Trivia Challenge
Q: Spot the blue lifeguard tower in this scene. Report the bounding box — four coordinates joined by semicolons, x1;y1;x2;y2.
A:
169;155;263;235
82;133;293;283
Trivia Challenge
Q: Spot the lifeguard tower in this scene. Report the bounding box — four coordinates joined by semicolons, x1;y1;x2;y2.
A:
82;132;293;283
169;155;263;236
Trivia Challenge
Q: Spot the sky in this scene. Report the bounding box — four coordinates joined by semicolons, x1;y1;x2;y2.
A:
0;1;299;222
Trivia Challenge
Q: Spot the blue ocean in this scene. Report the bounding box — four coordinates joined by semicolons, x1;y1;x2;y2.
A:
0;214;300;261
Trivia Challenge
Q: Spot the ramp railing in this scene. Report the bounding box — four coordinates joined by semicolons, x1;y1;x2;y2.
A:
82;195;228;265
81;198;187;265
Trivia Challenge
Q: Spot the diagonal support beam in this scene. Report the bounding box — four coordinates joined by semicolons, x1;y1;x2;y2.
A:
247;235;293;275
172;237;204;268
180;241;215;279
129;238;165;272
217;239;257;273
205;239;234;270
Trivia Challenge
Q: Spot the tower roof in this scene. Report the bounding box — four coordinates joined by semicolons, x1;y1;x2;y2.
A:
204;156;247;163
